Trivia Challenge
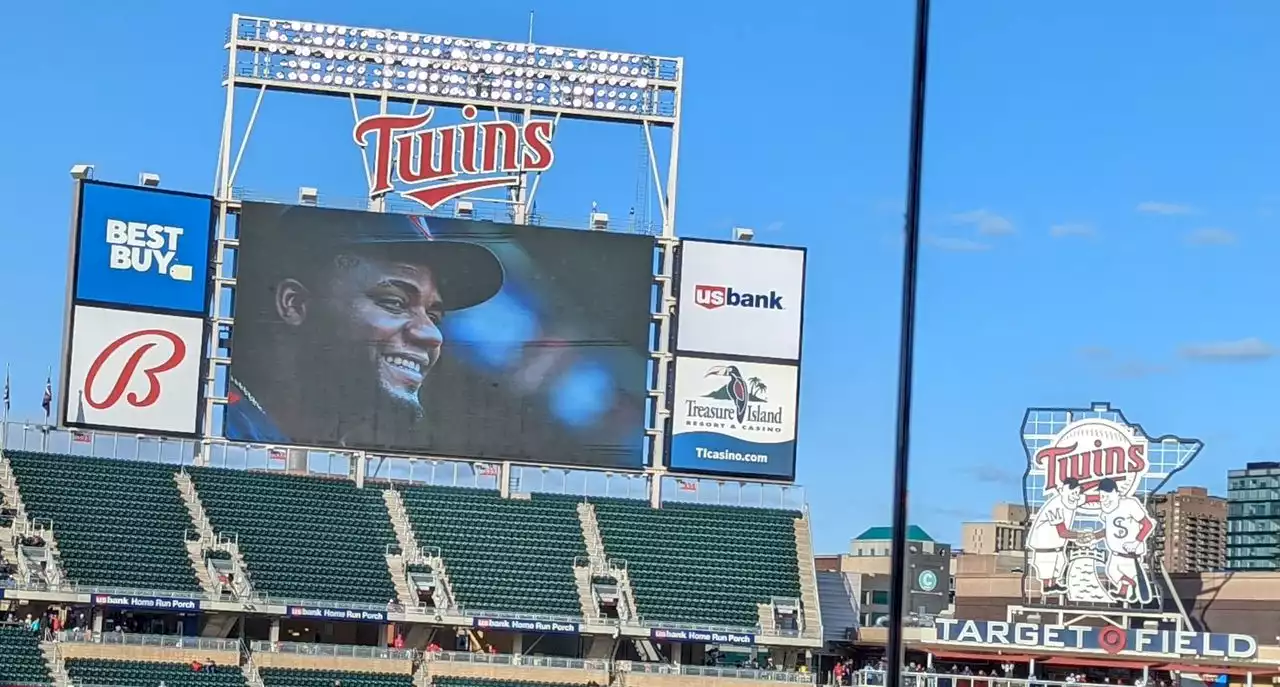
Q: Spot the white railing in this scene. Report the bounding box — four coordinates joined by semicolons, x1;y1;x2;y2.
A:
56;630;238;652
854;670;1079;687
622;661;816;684
427;649;609;672
251;640;415;660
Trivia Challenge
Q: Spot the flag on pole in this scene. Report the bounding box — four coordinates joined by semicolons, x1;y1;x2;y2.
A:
677;479;698;493
41;369;52;421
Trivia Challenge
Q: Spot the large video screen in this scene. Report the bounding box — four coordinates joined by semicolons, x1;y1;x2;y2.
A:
227;202;655;470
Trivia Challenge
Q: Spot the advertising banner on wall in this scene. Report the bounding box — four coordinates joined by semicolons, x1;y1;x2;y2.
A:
667;355;799;480
62;305;206;435
674;239;806;361
72;181;215;315
226;202;655;470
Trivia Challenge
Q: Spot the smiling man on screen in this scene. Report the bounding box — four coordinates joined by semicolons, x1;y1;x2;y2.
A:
226;205;504;448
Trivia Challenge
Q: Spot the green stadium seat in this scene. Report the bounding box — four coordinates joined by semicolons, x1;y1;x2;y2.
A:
5;451;200;592
261;667;413;687
66;658;244;687
399;486;585;617
0;624;51;685
432;678;582;687
591;498;803;628
188;467;397;605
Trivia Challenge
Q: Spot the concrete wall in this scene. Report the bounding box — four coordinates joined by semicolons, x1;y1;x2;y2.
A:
58;643;239;666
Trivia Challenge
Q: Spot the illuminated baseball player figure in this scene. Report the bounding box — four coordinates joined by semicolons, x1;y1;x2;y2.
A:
1025;477;1086;593
1091;477;1156;604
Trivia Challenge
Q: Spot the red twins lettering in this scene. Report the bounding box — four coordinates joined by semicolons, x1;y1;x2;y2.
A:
353;105;555;210
84;329;186;410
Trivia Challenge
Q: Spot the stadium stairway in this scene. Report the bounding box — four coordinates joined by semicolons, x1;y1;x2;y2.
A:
0;453;68;588
40;640;71;687
793;511;822;637
591;498;807;631
575;502;659;662
188;467;399;605
398;486;585;617
383;488;456;611
176;469;255;600
4;451;200;593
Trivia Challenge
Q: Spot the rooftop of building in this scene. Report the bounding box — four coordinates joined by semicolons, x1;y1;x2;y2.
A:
855;525;934;542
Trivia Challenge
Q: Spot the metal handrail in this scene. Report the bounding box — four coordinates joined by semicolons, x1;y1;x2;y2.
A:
426;649;609;672
250;639;415;660
621;661;816;684
56;630;238;652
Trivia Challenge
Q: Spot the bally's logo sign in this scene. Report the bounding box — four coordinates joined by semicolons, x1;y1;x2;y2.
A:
353;104;555;211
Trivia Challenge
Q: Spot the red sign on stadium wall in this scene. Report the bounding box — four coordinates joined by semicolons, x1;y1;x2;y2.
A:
353;105;555;211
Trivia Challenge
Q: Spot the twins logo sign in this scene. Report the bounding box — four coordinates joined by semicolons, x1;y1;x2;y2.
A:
669;356;799;480
64;306;205;435
74;182;214;315
354;105;555;211
1020;405;1203;609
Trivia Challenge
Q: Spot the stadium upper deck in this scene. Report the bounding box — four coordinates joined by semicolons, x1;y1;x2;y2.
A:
0;423;823;658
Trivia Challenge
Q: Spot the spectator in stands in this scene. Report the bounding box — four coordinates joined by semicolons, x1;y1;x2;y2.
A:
393;633;404;650
225;207;504;447
427;641;442;654
190;659;203;672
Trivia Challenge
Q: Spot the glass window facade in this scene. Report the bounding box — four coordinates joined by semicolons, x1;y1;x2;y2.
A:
1226;462;1280;570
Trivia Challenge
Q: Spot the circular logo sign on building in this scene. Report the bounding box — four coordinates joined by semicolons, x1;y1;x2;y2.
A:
917;569;938;592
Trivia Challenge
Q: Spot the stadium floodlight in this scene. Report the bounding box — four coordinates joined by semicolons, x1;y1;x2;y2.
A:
229;16;681;125
138;172;161;187
733;227;755;242
298;186;319;205
455;200;474;219
590;212;609;231
69;164;95;180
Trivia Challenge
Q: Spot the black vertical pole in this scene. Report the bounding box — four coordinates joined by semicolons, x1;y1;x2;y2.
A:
886;0;931;685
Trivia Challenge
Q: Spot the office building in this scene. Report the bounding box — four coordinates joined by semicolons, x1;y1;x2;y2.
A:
814;525;954;626
960;503;1028;556
1227;462;1280;570
1148;486;1226;573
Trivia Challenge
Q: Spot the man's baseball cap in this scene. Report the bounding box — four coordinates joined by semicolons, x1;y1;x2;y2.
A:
253;203;504;311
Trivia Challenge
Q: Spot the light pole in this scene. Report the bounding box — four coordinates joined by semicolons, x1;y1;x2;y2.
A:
887;0;932;684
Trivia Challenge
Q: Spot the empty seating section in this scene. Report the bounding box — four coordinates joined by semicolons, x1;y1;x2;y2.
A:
592;499;802;628
0;625;49;685
261;668;412;687
66;659;244;687
400;486;585;616
434;679;581;687
189;468;397;604
6;451;199;592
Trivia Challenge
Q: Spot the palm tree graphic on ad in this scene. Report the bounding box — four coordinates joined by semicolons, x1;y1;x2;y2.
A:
704;365;768;424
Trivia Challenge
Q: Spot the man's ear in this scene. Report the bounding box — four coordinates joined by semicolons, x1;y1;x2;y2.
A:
275;279;310;326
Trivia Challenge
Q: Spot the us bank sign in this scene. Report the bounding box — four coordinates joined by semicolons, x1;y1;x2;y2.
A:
935;619;1258;660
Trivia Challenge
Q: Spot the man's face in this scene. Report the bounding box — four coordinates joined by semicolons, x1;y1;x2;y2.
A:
307;251;445;416
1099;489;1120;512
1061;485;1083;508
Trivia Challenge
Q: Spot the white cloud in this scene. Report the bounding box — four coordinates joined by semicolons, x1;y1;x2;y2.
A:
952;209;1015;236
1050;223;1096;238
1136;201;1195;215
924;235;992;252
1180;338;1276;362
1186;227;1237;246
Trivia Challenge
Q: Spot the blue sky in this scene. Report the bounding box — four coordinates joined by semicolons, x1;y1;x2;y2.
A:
3;1;1280;555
